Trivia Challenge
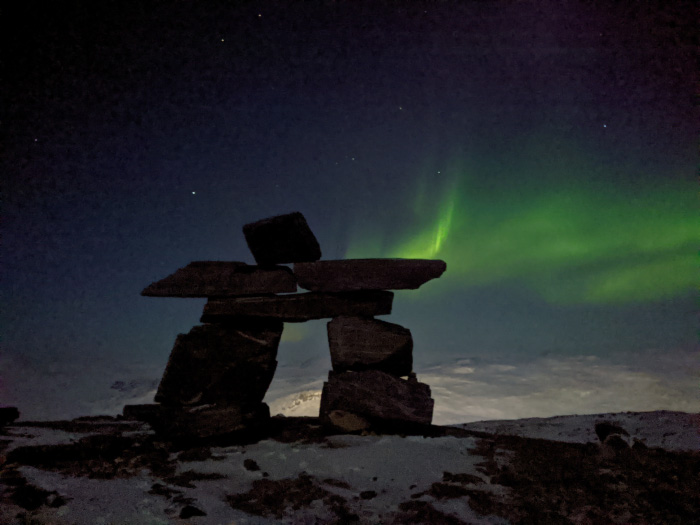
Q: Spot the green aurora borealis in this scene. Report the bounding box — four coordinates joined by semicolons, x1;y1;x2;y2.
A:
346;154;697;305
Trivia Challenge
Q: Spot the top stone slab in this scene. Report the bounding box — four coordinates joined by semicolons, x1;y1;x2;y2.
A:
294;258;447;291
243;212;322;265
141;261;297;297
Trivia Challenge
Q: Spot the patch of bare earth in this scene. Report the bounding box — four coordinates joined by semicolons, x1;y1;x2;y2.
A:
5;434;176;479
465;435;700;524
393;500;472;524
226;472;359;522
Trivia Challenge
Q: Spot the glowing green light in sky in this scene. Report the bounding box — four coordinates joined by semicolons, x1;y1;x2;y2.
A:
346;163;697;305
433;193;455;255
389;178;458;259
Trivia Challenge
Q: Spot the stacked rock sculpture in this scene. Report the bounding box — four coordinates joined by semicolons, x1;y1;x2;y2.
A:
126;212;445;438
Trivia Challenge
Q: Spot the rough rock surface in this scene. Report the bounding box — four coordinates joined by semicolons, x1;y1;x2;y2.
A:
320;370;434;426
141;261;296;297
123;403;270;439
201;291;393;323
294;258;447;291
327;316;412;376
326;410;371;432
155;321;283;407
243;212;321;265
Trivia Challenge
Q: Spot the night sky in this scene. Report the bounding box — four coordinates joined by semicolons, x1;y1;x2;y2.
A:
2;0;698;421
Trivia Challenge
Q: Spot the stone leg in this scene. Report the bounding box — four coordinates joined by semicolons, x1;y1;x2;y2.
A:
327;316;413;376
155;319;283;409
319;370;434;427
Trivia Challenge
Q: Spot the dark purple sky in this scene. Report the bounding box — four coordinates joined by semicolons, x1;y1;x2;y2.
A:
2;0;698;418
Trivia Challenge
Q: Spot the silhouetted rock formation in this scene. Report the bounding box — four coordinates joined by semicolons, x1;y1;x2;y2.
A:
243;212;321;265
294;258;446;292
201;291;393;322
0;406;20;427
595;421;630;443
327;316;412;376
130;211;445;439
141;261;296;297
603;433;631;452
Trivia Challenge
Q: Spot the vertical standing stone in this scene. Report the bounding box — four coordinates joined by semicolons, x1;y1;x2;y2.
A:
155;320;283;408
327;316;413;376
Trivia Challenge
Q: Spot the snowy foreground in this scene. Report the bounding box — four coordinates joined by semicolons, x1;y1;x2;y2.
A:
1;411;698;524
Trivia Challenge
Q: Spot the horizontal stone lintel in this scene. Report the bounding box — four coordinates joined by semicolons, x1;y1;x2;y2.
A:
294;258;446;292
201;291;393;322
141;261;297;297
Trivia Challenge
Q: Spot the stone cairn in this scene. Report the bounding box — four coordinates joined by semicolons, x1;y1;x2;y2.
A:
124;212;446;438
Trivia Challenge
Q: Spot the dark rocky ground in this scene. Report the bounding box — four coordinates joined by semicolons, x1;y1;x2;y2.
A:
1;415;699;524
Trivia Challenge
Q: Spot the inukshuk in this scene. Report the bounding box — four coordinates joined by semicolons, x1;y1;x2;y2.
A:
126;212;445;438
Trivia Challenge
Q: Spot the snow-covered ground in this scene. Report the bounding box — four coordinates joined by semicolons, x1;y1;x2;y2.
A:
2;430;500;524
457;410;700;451
1;410;698;524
